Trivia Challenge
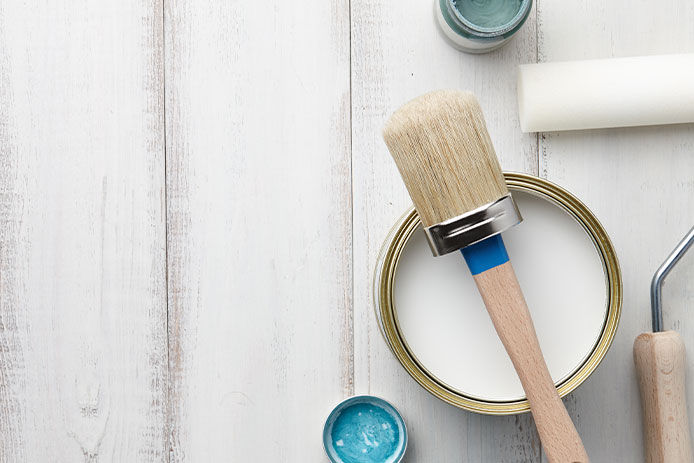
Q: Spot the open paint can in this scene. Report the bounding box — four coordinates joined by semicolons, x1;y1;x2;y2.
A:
374;172;621;415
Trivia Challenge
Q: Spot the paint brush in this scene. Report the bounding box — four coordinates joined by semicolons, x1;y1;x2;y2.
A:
383;90;589;463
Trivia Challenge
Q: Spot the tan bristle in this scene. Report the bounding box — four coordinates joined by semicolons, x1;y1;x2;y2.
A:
383;90;508;227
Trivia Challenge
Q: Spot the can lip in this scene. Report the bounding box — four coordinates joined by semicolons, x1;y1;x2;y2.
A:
373;172;622;415
322;395;408;463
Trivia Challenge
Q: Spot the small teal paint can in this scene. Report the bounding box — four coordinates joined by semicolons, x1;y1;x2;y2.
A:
435;0;533;53
323;396;407;463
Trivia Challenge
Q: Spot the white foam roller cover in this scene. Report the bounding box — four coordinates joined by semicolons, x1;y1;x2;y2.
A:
517;54;694;132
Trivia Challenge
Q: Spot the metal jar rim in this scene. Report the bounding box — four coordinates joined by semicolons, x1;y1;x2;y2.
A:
373;172;622;415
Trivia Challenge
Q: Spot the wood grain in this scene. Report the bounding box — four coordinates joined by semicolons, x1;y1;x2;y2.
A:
0;1;167;461
474;262;588;463
1;0;691;461
350;0;541;461
634;331;693;463
538;0;694;461
164;0;352;460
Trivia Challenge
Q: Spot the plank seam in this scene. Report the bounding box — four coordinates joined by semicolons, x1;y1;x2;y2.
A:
161;0;173;461
348;0;356;398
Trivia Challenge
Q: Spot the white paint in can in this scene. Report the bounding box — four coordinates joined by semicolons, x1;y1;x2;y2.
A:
394;190;608;402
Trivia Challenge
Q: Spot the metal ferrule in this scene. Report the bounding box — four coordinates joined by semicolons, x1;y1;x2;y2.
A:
423;194;522;256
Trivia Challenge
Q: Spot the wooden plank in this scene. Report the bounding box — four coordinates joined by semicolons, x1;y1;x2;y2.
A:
350;1;541;461
0;1;167;461
164;0;352;460
537;0;694;460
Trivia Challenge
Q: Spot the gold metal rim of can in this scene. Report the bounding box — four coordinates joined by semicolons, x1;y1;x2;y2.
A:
373;172;622;415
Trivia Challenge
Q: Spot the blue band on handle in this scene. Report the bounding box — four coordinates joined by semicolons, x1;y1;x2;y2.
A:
461;234;510;275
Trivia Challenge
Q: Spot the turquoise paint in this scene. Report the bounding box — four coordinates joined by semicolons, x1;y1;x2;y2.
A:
324;396;406;463
453;0;523;29
436;0;532;53
332;404;398;462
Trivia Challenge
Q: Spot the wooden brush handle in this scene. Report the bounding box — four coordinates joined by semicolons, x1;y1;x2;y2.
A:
634;331;693;463
474;262;589;463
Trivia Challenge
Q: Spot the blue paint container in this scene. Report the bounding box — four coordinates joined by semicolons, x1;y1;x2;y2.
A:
323;396;407;463
435;0;533;53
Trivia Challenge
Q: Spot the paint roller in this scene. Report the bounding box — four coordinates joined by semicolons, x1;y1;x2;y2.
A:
517;54;694;132
634;226;694;462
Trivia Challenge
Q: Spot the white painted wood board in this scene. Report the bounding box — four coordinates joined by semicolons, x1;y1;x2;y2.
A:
164;0;352;461
350;1;542;461
0;1;167;461
538;0;694;461
1;0;694;461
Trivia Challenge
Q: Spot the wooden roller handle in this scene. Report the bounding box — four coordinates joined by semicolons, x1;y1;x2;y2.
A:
474;261;589;463
634;331;693;463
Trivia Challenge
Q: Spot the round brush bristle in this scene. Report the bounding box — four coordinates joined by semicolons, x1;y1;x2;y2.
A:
383;90;508;227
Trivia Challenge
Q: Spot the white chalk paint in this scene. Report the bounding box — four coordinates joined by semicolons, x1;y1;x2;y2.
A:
393;191;608;401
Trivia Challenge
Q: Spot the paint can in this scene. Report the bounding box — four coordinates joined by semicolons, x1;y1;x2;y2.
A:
374;172;621;415
323;396;408;463
434;0;533;53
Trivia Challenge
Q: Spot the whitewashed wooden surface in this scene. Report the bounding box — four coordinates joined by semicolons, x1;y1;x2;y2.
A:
1;0;694;461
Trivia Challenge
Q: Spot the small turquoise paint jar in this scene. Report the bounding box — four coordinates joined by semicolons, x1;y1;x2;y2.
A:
323;396;407;463
435;0;533;53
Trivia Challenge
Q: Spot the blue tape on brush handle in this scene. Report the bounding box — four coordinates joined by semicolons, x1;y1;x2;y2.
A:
461;234;510;275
